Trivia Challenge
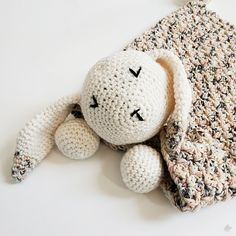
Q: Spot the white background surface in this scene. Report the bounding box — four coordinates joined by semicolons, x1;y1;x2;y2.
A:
0;0;236;235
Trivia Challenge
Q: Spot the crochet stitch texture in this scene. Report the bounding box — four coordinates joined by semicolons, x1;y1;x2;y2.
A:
55;119;100;160
80;48;191;194
120;145;164;193
11;0;236;212
12;95;80;182
81;49;178;145
126;0;236;211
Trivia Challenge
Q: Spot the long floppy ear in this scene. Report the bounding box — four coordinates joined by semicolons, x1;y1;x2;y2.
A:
148;49;192;149
12;94;80;182
147;49;192;128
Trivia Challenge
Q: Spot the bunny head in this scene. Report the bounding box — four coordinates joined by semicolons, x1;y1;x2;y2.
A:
80;50;174;145
80;49;192;146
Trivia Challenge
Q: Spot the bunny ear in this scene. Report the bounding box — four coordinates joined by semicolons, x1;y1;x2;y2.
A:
147;49;192;127
147;49;193;152
12;94;80;182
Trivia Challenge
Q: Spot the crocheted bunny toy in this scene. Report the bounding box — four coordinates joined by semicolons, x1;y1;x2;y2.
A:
12;49;192;193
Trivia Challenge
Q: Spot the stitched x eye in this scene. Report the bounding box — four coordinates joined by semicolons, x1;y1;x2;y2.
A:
90;95;99;108
130;108;144;121
129;66;142;78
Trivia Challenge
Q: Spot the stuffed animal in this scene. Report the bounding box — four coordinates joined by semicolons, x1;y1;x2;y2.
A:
11;0;236;212
11;49;192;194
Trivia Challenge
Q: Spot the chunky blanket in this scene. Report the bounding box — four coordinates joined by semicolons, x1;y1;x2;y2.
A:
125;0;236;211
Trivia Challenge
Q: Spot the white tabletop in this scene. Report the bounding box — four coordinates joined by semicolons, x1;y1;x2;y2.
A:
0;0;236;235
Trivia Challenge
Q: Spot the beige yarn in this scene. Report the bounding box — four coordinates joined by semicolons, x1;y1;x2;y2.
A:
126;0;236;211
55;119;100;160
81;49;191;146
79;49;191;194
147;49;192;127
12;95;80;182
11;49;192;192
120;145;163;193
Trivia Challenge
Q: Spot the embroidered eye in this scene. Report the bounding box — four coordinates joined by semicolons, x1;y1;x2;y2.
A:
130;108;144;121
90;95;99;108
129;66;142;78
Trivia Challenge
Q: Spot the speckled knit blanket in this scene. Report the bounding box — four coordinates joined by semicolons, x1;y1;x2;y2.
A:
126;0;236;211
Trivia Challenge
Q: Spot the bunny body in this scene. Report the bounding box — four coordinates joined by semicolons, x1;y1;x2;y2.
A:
12;49;192;193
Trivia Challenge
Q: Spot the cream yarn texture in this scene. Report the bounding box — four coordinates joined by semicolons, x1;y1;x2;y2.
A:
12;49;192;192
147;49;192;127
55;119;100;160
12;95;80;182
81;50;175;146
120;145;163;193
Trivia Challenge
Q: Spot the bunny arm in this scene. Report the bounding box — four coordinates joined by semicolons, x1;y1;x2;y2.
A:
120;144;164;193
54;118;100;160
12;94;80;182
